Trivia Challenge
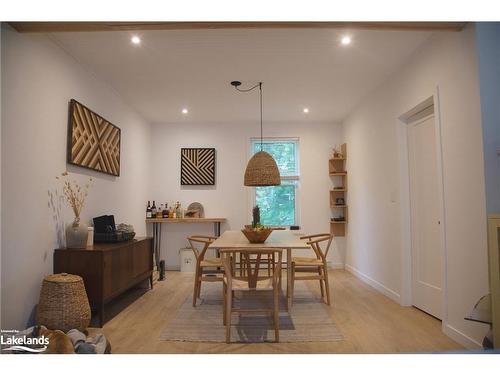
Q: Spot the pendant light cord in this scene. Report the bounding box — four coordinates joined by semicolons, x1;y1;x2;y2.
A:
234;81;264;151
259;82;263;150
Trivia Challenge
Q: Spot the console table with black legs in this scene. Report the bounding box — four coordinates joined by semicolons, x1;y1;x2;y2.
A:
146;218;226;271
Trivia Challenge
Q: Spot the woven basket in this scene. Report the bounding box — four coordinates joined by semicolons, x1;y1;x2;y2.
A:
37;273;91;333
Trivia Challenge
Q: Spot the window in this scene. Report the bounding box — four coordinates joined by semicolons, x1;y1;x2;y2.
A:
251;139;299;226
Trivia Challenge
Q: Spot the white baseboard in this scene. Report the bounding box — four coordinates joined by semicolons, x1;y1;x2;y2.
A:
327;262;345;270
345;264;401;303
442;323;483;350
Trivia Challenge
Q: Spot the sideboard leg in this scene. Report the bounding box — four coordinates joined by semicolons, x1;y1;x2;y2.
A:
99;302;105;328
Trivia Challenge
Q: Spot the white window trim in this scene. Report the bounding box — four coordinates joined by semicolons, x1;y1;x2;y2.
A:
249;137;301;227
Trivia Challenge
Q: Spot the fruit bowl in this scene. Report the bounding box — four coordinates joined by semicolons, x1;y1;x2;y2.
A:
241;225;273;244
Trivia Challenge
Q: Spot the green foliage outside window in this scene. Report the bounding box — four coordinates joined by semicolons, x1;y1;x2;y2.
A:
252;141;298;226
253;141;297;176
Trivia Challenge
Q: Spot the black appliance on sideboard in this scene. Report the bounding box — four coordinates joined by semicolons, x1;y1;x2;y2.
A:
93;215;135;243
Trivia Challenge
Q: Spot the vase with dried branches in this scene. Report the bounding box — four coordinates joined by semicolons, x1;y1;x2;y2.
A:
56;171;93;248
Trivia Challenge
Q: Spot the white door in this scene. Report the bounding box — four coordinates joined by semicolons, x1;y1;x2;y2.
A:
408;114;442;319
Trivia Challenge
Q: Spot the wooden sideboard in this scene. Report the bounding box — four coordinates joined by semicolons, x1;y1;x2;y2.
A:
54;237;153;327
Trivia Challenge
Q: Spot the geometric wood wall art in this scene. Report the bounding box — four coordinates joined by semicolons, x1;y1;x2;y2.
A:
67;99;121;176
181;148;216;185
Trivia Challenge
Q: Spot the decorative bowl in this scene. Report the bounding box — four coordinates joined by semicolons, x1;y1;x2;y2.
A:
241;226;273;243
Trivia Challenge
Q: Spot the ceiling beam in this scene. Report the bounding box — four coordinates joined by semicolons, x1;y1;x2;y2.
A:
8;21;467;33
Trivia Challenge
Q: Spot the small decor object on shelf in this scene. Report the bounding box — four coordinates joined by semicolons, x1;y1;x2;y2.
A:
332;217;346;222
332;146;342;159
184;209;200;218
67;99;121;176
187;202;205;218
335;198;345;205
37;273;91;333
57;171;92;249
181;148;216;185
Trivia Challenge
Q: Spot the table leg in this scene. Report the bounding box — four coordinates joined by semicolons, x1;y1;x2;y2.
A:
153;223;158;270
152;223;163;277
214;222;221;267
286;247;292;311
214;222;221;237
158;223;162;270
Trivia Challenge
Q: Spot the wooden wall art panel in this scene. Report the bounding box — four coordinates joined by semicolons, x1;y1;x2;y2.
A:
181;148;216;185
67;99;121;176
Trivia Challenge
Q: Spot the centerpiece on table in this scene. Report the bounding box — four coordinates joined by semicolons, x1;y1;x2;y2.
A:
56;171;93;248
241;206;273;243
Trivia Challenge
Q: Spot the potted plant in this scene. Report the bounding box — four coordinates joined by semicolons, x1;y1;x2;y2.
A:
242;206;273;243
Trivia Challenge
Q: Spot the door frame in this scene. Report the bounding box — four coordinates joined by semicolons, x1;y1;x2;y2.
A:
397;87;448;327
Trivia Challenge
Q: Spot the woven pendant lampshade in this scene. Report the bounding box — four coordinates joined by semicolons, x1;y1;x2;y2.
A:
244;151;281;186
230;80;281;187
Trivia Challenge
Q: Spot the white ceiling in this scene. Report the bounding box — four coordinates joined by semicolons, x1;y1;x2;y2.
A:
51;28;432;124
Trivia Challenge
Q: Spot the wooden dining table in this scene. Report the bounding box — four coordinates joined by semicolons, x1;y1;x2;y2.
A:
208;229;310;311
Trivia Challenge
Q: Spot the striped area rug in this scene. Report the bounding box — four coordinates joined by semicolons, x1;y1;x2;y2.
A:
160;282;344;343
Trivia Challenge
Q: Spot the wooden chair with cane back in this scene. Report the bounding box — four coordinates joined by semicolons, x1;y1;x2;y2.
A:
291;233;333;305
187;235;223;307
220;248;283;343
237;227;286;277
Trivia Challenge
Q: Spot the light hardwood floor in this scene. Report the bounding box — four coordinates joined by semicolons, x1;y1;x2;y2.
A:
89;269;463;353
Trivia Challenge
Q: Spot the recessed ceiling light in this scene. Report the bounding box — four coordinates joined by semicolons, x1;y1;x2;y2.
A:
341;35;352;46
131;35;141;45
182;108;189;114
303;108;309;113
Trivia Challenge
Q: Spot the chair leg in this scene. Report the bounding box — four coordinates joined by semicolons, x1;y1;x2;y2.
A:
290;263;295;306
323;265;331;306
274;284;280;343
197;278;202;298
278;268;282;294
240;254;245;277
225;286;232;343
223;282;227;325
192;267;200;307
318;266;325;300
268;254;272;276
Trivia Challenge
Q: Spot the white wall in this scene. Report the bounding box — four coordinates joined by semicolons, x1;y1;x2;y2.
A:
343;25;489;348
1;26;152;330
150;121;344;269
476;23;500;214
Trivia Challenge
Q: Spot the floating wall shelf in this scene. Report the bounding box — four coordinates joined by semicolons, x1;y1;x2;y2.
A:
329;143;347;237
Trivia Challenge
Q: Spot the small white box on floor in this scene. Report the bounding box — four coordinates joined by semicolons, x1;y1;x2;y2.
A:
179;248;195;272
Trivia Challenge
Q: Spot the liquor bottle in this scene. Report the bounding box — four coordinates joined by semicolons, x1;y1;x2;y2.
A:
162;203;168;218
158;204;164;218
151;201;157;218
175;201;181;218
146;201;152;219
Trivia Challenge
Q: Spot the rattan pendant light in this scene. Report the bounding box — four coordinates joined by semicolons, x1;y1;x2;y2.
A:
230;81;281;186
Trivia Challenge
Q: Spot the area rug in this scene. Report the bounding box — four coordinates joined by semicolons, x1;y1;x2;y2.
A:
160;282;344;343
